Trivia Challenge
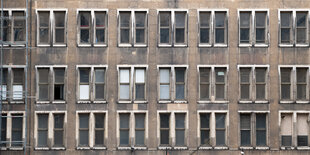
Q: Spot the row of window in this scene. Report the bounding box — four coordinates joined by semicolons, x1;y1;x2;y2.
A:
1;111;309;150
3;65;310;103
1;9;310;47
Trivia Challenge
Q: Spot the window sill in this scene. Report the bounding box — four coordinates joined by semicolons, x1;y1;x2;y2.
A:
117;146;131;150
255;146;269;150
254;100;269;104
133;44;147;48
173;146;188;150
174;100;187;104
118;100;132;104
92;146;107;150
77;100;91;104
239;44;252;47
198;44;212;48
0;147;7;150
198;100;229;104
239;100;253;104
214;44;228;48
11;44;26;47
174;44;188;48
118;44;132;48
9;147;24;151
35;147;49;150
297;146;310;150
10;101;24;104
76;147;91;150
36;101;50;104
133;146;147;150
158;146;172;150
213;100;229;104
280;146;294;150
296;101;310;104
37;44;51;47
158;44;172;48
93;100;107;104
1;101;8;104
133;101;148;104
295;44;309;48
52;101;66;104
78;44;92;47
239;146;254;150
53;44;67;47
93;44;107;47
51;147;66;150
158;100;172;104
279;44;294;48
279;100;294;104
198;146;212;150
254;44;269;48
214;146;229;150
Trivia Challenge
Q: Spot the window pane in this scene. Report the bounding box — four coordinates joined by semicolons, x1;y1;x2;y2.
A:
200;28;209;43
38;114;48;129
176;68;185;82
298;136;308;146
256;68;266;82
200;68;210;83
240;114;251;129
120;69;130;83
38;131;48;146
96;29;105;43
120;85;130;99
80;29;89;43
281;12;291;27
1;85;6;100
215;12;225;27
256;130;266;146
79;130;89;146
297;28;306;43
200;12;210;27
79;69;89;83
55;69;65;83
39;12;49;27
136;29;145;43
135;12;146;27
120;114;129;128
79;114;89;128
135;84;145;99
160;114;169;128
160;130;169;144
120;29;130;43
160;85;170;99
39;85;48;100
2;69;7;84
215;69;225;82
55;29;64;43
40;28;49;43
281;68;291;83
256;84;265;99
39;69;49;83
175;113;185;128
95;12;106;27
135;130;144;145
95;113;105;128
297;114;308;136
160;12;170;27
282;136;292;146
200;84;209;99
135;113;145;129
240;68;250;83
240;28;250;43
216;130;225;146
281;84;290;99
201;130;210;145
95;84;105;99
14;28;24;41
176;84;184;99
297;68;307;83
216;114;225;128
200;113;210;128
281;28;290;43
120;12;131;27
79;85;89;100
296;12;307;27
240;12;251;27
13;69;23;83
297;84;306;99
95;69;105;83
215;28;225;43
216;84;225;99
95;130;104;145
281;114;292;136
256;28;265;42
54;84;64;100
241;130;251;146
54;11;65;27
80;12;90;27
54;130;63;146
241;84;250;99
175;28;185;43
175;12;185;27
160;69;170;83
135;69;145;83
256;114;266;128
13;85;23;100
256;12;266;27
160;28;170;43
54;114;64;129
175;130;184;145
120;130;129;145
1;114;7;146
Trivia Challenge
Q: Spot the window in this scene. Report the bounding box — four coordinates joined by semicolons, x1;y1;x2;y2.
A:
12;68;24;101
240;112;267;148
280;113;293;147
1;68;8;101
117;111;147;148
11;114;23;147
38;68;49;101
0;9;26;46
158;112;187;148
158;66;187;102
76;111;107;149
280;66;309;102
238;66;268;102
238;10;268;46
77;66;107;103
37;114;48;147
199;66;228;102
36;10;67;46
54;68;65;100
198;112;227;147
118;66;147;103
78;10;108;46
297;114;308;146
279;10;309;46
158;10;188;47
53;113;64;147
1;114;7;147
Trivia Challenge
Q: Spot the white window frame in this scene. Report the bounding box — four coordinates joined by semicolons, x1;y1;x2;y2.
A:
238;111;270;150
157;111;188;150
238;9;269;47
197;110;229;149
197;65;229;103
278;65;310;103
278;9;310;47
76;9;108;47
237;65;270;103
157;65;188;103
117;65;148;104
36;9;68;47
76;65;108;104
279;111;310;150
117;9;149;47
157;9;188;47
75;111;108;150
116;111;148;150
0;111;25;150
34;111;67;150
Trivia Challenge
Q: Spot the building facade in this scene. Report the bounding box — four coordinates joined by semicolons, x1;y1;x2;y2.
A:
1;0;310;155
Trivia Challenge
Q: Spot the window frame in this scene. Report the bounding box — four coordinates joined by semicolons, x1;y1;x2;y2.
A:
11;67;25;102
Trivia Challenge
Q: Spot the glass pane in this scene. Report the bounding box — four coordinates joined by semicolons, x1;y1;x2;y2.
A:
40;28;49;43
95;84;105;99
297;28;306;43
95;69;105;83
38;130;48;146
14;28;24;41
256;12;266;27
160;114;170;128
79;130;89;146
176;84;184;99
200;28;209;43
297;68;307;83
54;11;65;27
2;69;8;84
256;68;266;82
200;84;209;99
281;68;291;83
200;12;210;27
95;130;104;145
298;136;308;146
216;114;225;128
175;28;185;43
160;85;170;99
13;69;23;83
241;84;250;99
135;69;145;83
256;130;266;146
282;136;292;146
12;115;23;129
215;69;225;82
54;130;63;146
175;12;185;27
55;29;64;43
120;114;129;128
256;84;265;99
38;114;48;128
79;114;89;129
54;114;64;129
80;29;90;43
135;113;145;129
200;113;210;128
160;28;170;43
120;130;129;145
281;84;291;99
201;130;210;145
240;68;250;83
160;69;170;83
215;28;225;43
256;28;265;42
120;29;130;43
135;84;145;99
135;130;144;145
296;12;307;27
79;69;89;83
160;12;170;27
240;12;251;27
1;85;6;100
136;29;145;43
54;68;65;83
95;12;106;27
256;114;266;128
135;12;146;27
216;84;225;99
175;113;185;128
120;12;131;27
215;12;225;27
12;130;22;144
79;85;89;100
297;84;306;99
39;69;49;83
281;28;290;43
176;68;185;82
95;113;105;128
39;85;48;100
241;130;251;146
54;84;64;100
240;28;250;43
13;85;23;100
1;115;6;144
281;12;291;27
216;130;225;146
240;114;251;129
80;12;90;27
160;130;169;144
39;12;49;27
96;29;105;43
200;68;210;83
120;85;130;99
176;130;184;145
